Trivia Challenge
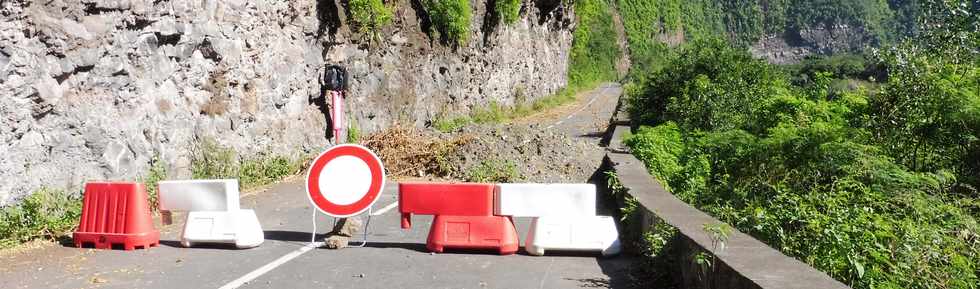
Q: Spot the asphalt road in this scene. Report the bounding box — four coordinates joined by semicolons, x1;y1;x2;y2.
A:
0;83;628;289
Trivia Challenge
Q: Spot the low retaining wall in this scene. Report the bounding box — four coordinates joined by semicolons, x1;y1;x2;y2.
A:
603;108;850;288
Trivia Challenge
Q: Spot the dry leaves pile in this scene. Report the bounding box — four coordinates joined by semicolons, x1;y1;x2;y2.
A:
360;125;472;178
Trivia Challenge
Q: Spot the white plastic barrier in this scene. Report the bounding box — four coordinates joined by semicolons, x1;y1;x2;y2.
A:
158;179;264;249
494;183;621;256
494;184;596;217
525;215;621;256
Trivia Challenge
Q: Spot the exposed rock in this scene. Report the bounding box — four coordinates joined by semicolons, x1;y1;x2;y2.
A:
0;0;574;206
750;24;876;64
323;217;362;249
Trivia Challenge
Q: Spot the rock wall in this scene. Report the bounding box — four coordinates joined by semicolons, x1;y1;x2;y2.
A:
750;24;877;64
0;0;574;206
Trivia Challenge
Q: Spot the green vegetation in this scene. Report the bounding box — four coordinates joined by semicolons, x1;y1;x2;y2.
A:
495;0;522;24
614;0;924;76
348;0;394;38
424;0;472;45
192;139;305;190
606;171;680;287
347;116;362;143
0;157;169;249
465;159;521;182
432;0;620;132
432;87;578;132
0;188;82;248
433;115;471;133
785;53;874;83
624;21;978;288
567;0;621;87
140;155;168;210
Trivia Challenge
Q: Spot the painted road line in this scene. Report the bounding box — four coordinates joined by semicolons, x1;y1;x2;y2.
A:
371;201;399;216
551;86;609;127
217;242;323;289
566;87;605;120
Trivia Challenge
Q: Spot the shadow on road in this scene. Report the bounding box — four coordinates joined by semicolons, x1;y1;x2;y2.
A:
264;230;325;242
159;240;242;250
361;241;429;252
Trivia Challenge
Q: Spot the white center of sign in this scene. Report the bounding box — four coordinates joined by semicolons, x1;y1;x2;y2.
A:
317;155;372;205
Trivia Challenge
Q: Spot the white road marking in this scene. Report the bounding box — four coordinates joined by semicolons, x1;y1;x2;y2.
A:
371;201;399;216
551;85;610;127
537;257;556;289
217;242;323;289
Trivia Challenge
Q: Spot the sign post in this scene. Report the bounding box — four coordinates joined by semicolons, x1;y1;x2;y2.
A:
306;144;385;247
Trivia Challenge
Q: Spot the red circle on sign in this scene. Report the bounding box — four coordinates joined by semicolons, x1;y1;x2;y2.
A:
305;144;385;217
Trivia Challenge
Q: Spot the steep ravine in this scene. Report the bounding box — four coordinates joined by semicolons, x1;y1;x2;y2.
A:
0;0;575;206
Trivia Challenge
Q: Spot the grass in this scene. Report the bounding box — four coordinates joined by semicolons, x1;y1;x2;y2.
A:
0;158;168;249
495;0;522;24
139;155;168;209
192;139;305;190
347;115;361;143
0;188;82;249
432;85;583;132
465;159;522;182
348;0;393;40
0;140;305;251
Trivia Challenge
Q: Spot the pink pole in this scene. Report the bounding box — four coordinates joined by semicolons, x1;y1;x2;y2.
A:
330;90;345;144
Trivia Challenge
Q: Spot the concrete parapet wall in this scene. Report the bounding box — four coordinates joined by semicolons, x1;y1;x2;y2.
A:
603;106;850;289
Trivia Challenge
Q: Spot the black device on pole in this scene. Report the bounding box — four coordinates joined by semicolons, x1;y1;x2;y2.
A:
322;65;348;92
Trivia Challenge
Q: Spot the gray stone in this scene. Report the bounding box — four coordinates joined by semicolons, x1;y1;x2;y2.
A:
0;0;574;207
33;75;63;103
323;217;363;249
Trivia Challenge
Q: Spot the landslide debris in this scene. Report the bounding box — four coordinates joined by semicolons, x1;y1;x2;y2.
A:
362;123;603;183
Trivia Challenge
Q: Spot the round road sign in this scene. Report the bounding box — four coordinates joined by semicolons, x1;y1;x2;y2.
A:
305;144;385;217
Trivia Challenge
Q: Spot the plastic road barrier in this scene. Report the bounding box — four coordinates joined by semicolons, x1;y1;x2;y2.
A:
74;182;159;250
428;215;519;255
525;215;621;256
399;182;518;255
158;179;264;249
494;183;596;217
495;183;621;256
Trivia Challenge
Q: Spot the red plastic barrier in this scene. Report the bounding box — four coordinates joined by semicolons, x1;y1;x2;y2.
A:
73;182;159;250
399;182;517;255
399;182;494;228
428;215;519;255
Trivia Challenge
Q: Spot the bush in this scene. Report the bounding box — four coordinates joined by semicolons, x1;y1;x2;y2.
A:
0;188;82;248
192;139;303;190
625;36;979;289
348;0;393;36
495;0;521;24
425;0;472;45
627;38;791;134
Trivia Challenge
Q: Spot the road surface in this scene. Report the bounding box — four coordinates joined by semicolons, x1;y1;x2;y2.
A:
0;83;628;289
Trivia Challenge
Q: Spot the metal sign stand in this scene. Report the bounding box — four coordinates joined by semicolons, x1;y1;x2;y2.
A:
308;67;374;248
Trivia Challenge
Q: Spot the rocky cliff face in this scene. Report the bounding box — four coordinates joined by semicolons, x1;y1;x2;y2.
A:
750;24;877;64
0;0;574;206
